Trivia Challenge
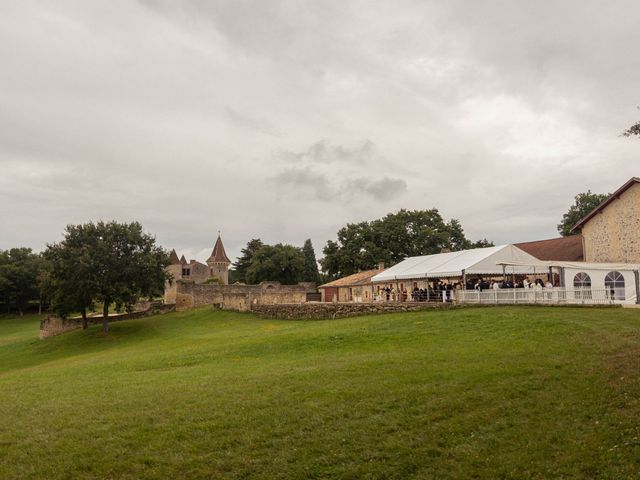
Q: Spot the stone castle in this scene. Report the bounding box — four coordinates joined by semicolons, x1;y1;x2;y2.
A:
166;234;231;289
164;233;317;309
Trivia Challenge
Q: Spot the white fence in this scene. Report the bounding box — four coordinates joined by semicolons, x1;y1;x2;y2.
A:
457;287;627;306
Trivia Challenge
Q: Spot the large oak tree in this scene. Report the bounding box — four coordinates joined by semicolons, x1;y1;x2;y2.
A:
320;209;492;279
45;221;170;333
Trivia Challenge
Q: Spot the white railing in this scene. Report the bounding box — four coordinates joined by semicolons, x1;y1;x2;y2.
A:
457;287;625;305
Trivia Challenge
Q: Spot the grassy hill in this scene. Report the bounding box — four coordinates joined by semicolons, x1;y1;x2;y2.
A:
0;306;639;479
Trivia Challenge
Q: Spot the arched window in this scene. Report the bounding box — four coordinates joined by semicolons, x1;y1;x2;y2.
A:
573;272;591;288
605;271;625;300
573;272;591;300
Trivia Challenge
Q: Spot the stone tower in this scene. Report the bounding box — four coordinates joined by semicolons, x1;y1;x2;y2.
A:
206;234;231;285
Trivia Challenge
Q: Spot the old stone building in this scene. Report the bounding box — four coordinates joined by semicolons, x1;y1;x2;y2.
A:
318;265;385;303
165;234;231;303
573;177;640;263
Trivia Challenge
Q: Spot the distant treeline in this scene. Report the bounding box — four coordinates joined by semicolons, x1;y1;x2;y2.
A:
2;209;491;320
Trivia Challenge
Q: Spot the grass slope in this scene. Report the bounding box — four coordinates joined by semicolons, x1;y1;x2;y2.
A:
0;307;639;479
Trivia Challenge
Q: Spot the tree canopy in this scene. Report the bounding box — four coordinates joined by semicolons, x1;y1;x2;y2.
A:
302;239;321;284
245;244;306;285
622;111;640;137
0;248;42;315
45;221;170;333
622;122;640;137
320;209;493;279
557;190;610;236
232;238;264;284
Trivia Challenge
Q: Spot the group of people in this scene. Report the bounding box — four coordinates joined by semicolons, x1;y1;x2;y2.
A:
411;282;461;302
375;276;556;303
468;277;554;291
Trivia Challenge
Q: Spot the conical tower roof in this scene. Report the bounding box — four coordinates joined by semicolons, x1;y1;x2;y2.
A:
207;234;231;264
168;249;180;265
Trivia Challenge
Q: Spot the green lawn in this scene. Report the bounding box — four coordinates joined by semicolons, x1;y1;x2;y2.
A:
0;307;639;479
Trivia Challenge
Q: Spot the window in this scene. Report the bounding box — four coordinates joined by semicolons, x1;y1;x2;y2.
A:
605;271;625;300
182;268;191;276
573;272;591;288
573;272;591;299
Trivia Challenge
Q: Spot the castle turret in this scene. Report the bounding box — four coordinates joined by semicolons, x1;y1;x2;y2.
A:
168;249;180;265
206;234;231;285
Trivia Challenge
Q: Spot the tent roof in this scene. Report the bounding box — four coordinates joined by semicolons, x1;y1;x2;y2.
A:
497;260;640;271
370;245;541;282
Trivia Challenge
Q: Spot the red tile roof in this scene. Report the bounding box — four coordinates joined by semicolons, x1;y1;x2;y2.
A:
319;268;384;288
515;236;584;261
207;235;231;263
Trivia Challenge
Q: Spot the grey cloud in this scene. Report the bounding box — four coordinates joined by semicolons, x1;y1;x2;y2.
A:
268;166;333;201
273;139;377;164
343;177;408;202
269;163;407;203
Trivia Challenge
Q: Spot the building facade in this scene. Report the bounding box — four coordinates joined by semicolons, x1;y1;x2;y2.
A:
573;178;640;263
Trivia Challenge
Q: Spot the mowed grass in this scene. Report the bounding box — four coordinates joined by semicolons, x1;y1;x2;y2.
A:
0;307;639;479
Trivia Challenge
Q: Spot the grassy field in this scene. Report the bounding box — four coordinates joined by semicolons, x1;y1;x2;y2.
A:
0;306;639;479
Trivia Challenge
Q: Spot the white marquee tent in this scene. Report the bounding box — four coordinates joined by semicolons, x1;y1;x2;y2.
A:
370;245;541;283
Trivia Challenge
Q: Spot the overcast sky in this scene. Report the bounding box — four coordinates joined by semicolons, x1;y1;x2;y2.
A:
1;1;639;263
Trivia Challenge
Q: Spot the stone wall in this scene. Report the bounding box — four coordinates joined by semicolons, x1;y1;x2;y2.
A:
172;280;316;311
583;182;640;263
250;302;450;320
39;303;175;339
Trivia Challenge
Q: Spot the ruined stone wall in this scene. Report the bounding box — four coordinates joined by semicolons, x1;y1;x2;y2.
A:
173;280;316;311
583;183;640;263
221;292;252;311
250;302;449;320
39;303;175;339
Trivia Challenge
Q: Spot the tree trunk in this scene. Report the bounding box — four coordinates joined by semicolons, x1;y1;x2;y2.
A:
38;300;42;315
102;301;109;334
82;308;88;330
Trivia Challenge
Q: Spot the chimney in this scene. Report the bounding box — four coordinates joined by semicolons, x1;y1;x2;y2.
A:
378;262;385;270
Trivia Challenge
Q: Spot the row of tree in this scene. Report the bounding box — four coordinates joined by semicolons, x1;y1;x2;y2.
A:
231;239;321;285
